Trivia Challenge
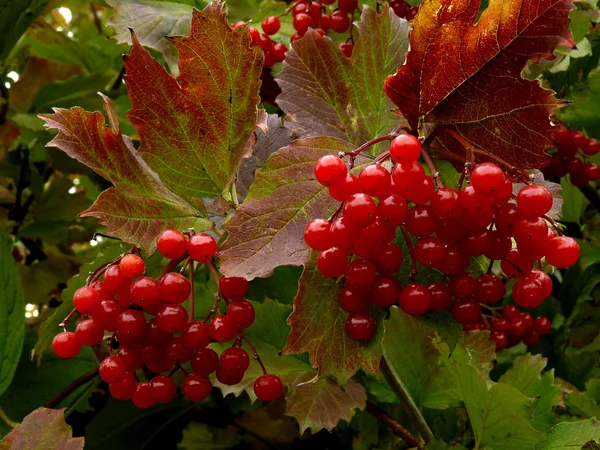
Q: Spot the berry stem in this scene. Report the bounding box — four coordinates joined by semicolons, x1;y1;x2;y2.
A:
241;332;268;375
203;292;222;324
159;254;188;278
189;260;195;321
400;226;418;281
380;353;434;444
543;215;564;237
0;407;18;429
344;124;411;167
59;308;78;332
373;150;391;165
211;224;224;238
500;256;528;278
365;401;423;449
44;368;99;409
420;146;444;188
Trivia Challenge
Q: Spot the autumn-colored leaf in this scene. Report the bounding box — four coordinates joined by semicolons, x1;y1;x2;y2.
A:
39;96;206;253
276;5;409;145
219;137;355;279
0;408;84;450
124;2;263;204
384;0;575;169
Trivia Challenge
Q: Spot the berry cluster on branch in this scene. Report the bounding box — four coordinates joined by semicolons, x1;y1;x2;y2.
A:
52;230;283;408
304;132;580;349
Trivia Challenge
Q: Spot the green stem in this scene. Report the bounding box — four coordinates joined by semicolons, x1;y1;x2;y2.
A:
0;407;18;428
380;353;434;444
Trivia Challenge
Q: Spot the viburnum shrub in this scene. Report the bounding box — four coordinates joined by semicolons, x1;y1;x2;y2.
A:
52;230;283;406
20;0;598;445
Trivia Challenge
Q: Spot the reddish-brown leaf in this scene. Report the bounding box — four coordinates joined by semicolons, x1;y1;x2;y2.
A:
124;2;263;204
40;96;207;253
384;0;575;168
0;408;84;450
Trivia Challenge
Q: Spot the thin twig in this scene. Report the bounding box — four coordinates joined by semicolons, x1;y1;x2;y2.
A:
203;292;222;323
159;254;188;278
45;368;99;409
365;401;422;448
420;146;443;188
89;3;103;34
380;355;434;444
60;308;78;332
400;226;418;281
543;215;563;236
0;407;18;428
241;333;267;375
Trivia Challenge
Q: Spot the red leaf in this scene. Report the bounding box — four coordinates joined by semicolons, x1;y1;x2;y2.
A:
384;0;575;168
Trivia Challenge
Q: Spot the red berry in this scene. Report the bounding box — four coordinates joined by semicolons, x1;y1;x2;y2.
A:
227;299;256;329
191;348;220;376
501;248;533;278
293;12;313;33
117;346;144;372
120;254;145;279
583;138;600;156
150;375;177;404
93;300;123;332
157;229;187;259
475;274;504;304
404;176;435;205
132;382;156;408
182;321;211;349
339;42;353;58
545;236;580;268
103;264;126;291
435;218;465;244
329;217;357;252
517;185;553;218
492;318;509;331
491;331;508;350
359;164;391;198
449;273;477;301
438;245;469;276
73;286;100;315
109;372;137;400
187;233;217;262
345;259;377;291
390;0;409;17
258;33;273;52
317;247;348;278
431;187;462;220
534;316;552;335
100;356;127;383
451;301;481;324
145;318;172;346
345;313;377;341
219;276;249;300
262;16;281;35
115;280;132;308
166;335;193;363
159;272;191;304
493;176;514;205
117;309;146;338
304;219;332;251
461;230;490;257
52;331;81;359
208;315;237;342
339;287;369;313
329;173;361;202
391;161;425;194
390;134;421;163
75;319;105;346
503;305;521;321
371;243;403;275
460;185;493;213
315;155;347;187
183;374;212;401
343;193;377;228
407;6;419;19
523;330;540;346
512;276;546;309
370;277;402;308
248;26;261;44
460;207;494;231
530;270;552;298
220;347;250;373
406;205;436;238
584;163;600;181
360;217;396;246
483;230;511;261
338;0;358;12
217;366;245;385
377;194;408;226
254;374;284;401
130;276;161;309
471;163;505;197
156;304;188;333
271;42;288;62
330;11;351;33
415;237;445;268
427;282;451;312
514;217;549;248
399;284;431;316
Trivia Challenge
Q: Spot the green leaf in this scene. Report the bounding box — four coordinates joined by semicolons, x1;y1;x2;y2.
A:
39;95;207;252
123;4;263;202
558;70;600;138
0;232;25;397
179;422;242;450
32;74;114;112
106;0;206;76
219;137;355;279
0;0;49;61
0;408;83;450
536;418;600;449
560;177;587;223
276;6;409;146
282;254;384;385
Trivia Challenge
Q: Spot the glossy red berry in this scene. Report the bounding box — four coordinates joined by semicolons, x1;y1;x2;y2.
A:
438;245;469;276
187;233;217;262
208;315;237;342
390;0;409;17
370;277;402;308
389;134;421;163
157;229;187;259
315;155;348;187
329;173;361;202
109;372;137;400
451;301;482;324
523;330;540;346
534;316;552;335
545;236;580;268
406;205;436;238
431;187;462;220
150;376;177;404
484;230;512;261
183;374;212;402
219;276;249;300
501;248;533;278
254;374;284;401
116;346;144;372
491;318;509;331
517;185;553;217
330;10;351;33
271;43;288;62
475;274;504;304
345;259;377;291
132;383;156;409
166;335;193;363
391;161;425;195
471;163;504;197
191;348;220;376
52;332;81;359
99;356;127;383
427;282;451;313
345;313;377;341
514;217;549;247
156;304;188;333
371;243;403;275
220;347;250;373
181;321;211;349
216;367;244;385
117;309;146;338
93;300;123;332
120;254;145;279
338;287;369;313
73;286;101;316
293;12;313;33
130;276;161;309
317;247;348;278
103;264;127;292
159;272;191;304
414;237;445;268
343;193;377;228
502;304;521;321
584;163;600;181
460;185;493;213
512;276;546;309
262;16;281;35
227;299;256;329
359;164;391;198
491;331;508;350
304;219;332;251
377;194;408;227
75;319;105;346
583;138;600;156
449;273;477;301
339;42;353;58
399;284;431;316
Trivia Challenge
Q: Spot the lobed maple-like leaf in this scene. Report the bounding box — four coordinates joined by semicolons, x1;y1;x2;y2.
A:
40;96;206;253
0;408;84;450
276;6;409;145
124;2;263;205
384;0;576;169
218;137;356;279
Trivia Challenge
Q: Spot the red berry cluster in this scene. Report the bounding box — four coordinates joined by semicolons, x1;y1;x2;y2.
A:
52;230;283;407
233;20;288;69
543;125;600;186
389;0;419;20
304;133;581;349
